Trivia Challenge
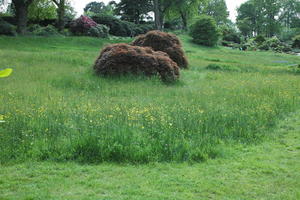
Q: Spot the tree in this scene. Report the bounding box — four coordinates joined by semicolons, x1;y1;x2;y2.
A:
153;0;173;30
236;0;264;37
115;0;152;24
28;0;56;21
84;1;114;16
50;0;65;31
280;0;300;29
166;0;202;30
199;0;229;25
12;0;34;34
263;0;281;37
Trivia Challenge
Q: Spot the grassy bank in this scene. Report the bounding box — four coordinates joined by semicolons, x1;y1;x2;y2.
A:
0;36;300;163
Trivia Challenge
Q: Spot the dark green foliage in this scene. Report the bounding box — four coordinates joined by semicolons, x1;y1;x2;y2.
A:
254;35;266;45
220;24;241;44
189;15;220;46
279;28;300;42
199;0;230;25
0;19;17;36
31;25;61;37
292;35;300;48
92;14;153;37
87;24;110;38
114;0;152;24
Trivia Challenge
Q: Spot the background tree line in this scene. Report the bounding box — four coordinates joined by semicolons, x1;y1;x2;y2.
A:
0;0;299;43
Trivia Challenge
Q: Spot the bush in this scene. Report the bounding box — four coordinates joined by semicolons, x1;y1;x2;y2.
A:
92;14;153;37
254;35;266;45
260;37;291;53
132;31;188;69
92;14;130;37
70;15;97;36
292;35;300;48
220;25;241;44
87;24;110;38
31;25;61;37
0;19;17;36
189;15;220;47
93;43;180;83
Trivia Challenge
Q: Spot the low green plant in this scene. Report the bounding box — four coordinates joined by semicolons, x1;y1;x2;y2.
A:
206;64;241;72
31;25;61;37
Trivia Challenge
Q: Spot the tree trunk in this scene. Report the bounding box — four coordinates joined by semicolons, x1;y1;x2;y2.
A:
57;0;65;32
180;11;187;30
15;3;28;34
154;0;162;30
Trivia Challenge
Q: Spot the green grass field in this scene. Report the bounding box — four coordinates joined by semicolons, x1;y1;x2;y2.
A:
0;35;300;199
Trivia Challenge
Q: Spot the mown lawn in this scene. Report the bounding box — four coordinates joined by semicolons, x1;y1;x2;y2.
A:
0;35;300;199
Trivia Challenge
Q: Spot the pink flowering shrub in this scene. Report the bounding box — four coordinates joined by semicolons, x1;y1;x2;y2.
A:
70;15;98;35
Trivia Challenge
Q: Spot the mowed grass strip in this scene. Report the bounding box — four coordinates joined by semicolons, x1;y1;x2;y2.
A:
0;36;300;163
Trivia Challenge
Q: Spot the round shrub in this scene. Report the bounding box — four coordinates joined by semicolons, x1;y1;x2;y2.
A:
87;24;110;38
292;35;300;48
93;43;180;83
189;15;220;47
0;19;17;36
132;31;188;69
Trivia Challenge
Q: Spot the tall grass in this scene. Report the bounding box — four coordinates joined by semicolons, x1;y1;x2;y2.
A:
0;36;300;163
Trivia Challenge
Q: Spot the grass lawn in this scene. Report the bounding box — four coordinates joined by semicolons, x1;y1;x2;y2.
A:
0;35;300;199
0;111;299;199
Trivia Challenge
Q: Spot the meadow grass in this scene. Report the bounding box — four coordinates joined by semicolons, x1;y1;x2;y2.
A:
0;35;300;164
1;111;300;199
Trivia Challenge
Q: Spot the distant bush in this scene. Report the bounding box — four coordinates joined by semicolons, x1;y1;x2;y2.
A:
242;36;292;53
259;37;291;53
220;25;241;44
94;43;180;83
189;15;220;47
254;35;266;45
92;14;154;37
132;31;188;69
70;15;97;36
292;35;300;48
87;24;110;38
31;25;61;37
0;19;17;36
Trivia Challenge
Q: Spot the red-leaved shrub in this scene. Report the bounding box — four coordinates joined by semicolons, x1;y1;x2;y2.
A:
94;43;180;83
132;31;188;69
70;15;97;35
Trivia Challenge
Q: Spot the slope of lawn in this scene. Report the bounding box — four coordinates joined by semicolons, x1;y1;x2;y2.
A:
0;111;299;200
0;35;300;163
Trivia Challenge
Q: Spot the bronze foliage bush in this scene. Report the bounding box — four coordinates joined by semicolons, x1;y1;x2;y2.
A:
94;43;180;83
132;31;188;69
